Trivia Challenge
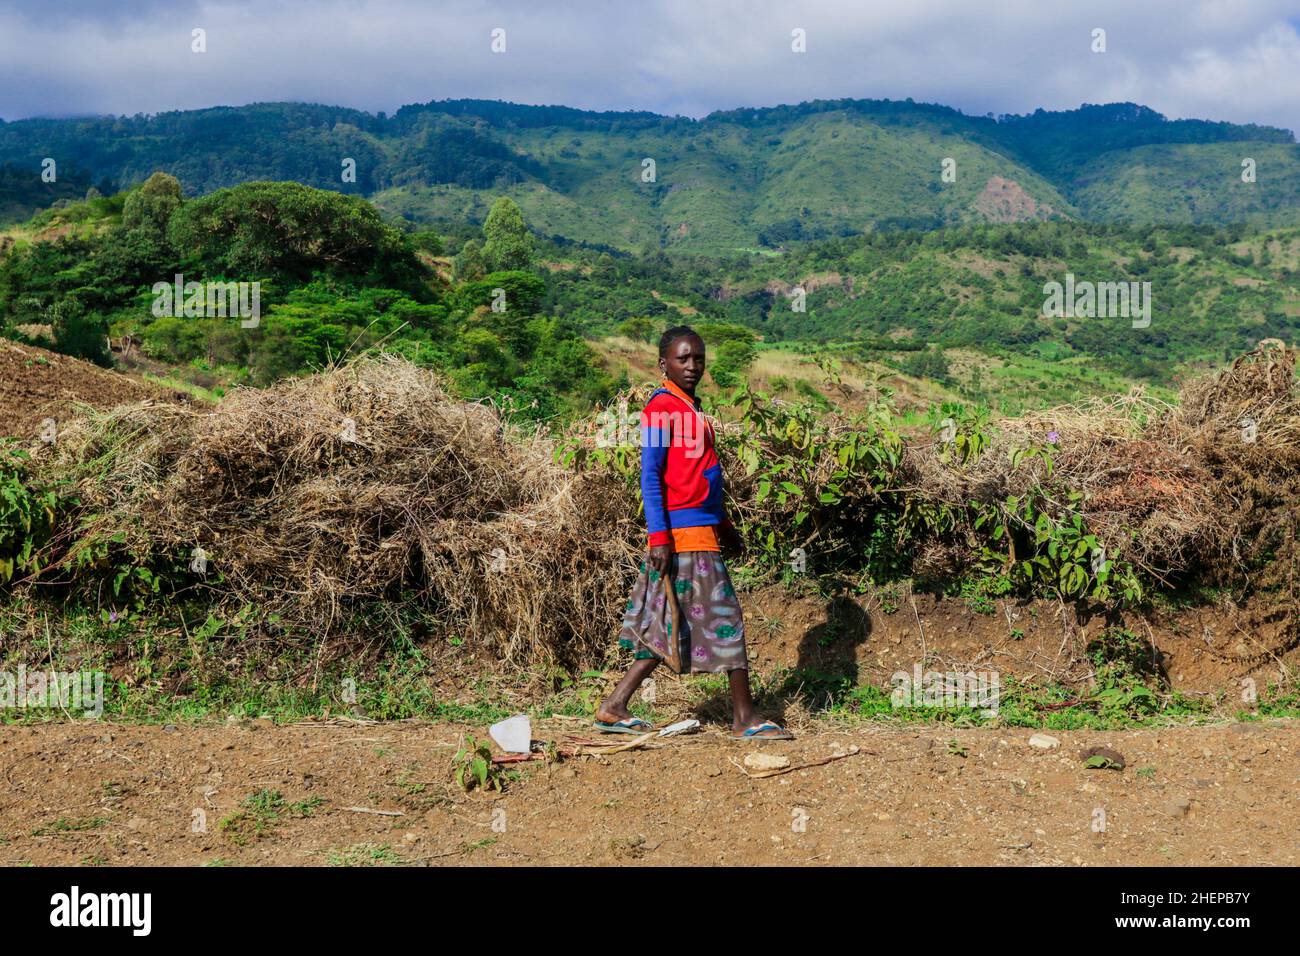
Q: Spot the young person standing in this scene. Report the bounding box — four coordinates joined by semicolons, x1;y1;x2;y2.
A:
594;325;792;739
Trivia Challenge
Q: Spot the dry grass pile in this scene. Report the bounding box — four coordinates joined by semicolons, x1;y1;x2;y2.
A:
1175;341;1300;653
907;390;1215;582
34;355;638;668
906;343;1299;598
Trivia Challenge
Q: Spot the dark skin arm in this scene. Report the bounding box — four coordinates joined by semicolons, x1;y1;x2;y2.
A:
650;524;742;572
648;543;673;575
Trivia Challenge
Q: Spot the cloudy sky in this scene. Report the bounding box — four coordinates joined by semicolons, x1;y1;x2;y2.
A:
2;0;1298;136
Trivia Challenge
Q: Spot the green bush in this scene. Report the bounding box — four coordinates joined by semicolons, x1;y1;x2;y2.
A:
482;197;534;271
410;231;444;255
49;298;111;366
454;270;546;316
0;444;60;585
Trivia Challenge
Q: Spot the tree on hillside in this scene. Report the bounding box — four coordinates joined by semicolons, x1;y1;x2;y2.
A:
481;197;534;271
695;322;757;389
593;253;618;281
49;297;110;366
97;173;187;292
121;172;183;236
902;346;952;384
167;181;417;285
455;270;546;316
411;230;444;255
618;316;655;343
454;239;487;281
710;338;757;389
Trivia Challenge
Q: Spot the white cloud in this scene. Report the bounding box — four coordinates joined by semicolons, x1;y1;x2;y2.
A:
0;0;1295;136
1163;21;1300;128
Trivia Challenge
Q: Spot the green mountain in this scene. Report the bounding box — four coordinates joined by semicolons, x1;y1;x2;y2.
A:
0;98;1296;250
541;218;1300;384
3;170;1295;420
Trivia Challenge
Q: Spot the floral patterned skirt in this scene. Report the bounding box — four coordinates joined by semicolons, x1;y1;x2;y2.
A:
617;551;749;673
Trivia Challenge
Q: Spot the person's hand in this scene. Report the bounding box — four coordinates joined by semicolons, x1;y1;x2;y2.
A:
648;544;673;576
718;523;744;556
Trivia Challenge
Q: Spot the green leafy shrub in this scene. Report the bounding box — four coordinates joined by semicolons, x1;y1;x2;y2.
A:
722;383;905;575
0;444;60;585
168;181;419;287
1086;628;1161;719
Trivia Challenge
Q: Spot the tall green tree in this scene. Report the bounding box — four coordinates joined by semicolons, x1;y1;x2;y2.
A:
454;239;487;282
618;316;655;343
121;172;183;236
49;297;110;366
481;197;534;271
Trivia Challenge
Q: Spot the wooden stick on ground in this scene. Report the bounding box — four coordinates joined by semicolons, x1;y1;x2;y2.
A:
576;731;657;756
486;730;668;765
735;745;867;779
341;806;405;816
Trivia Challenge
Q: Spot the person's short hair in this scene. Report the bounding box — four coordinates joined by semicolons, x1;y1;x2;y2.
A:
658;324;701;357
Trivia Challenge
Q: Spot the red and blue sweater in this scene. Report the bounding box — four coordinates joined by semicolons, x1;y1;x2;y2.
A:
640;380;730;547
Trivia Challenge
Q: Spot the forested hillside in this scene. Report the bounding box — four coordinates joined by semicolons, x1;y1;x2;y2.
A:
0;177;613;420
545;220;1300;383
3;177;1296;418
2;98;1297;249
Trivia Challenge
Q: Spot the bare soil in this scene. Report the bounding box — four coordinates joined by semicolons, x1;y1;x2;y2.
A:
1;718;1296;866
3;587;1296;868
739;586;1299;697
972;175;1058;222
0;338;178;442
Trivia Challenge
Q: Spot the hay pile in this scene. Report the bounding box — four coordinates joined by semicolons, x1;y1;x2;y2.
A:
35;356;638;668
907;391;1216;582
23;343;1299;674
1176;342;1300;653
907;342;1299;630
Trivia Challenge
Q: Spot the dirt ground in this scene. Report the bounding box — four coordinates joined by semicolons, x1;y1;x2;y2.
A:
1;717;1297;866
0;337;178;442
737;584;1298;698
5;582;1296;867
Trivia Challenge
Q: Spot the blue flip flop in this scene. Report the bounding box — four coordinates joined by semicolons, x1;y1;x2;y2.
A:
592;717;655;735
732;720;794;740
